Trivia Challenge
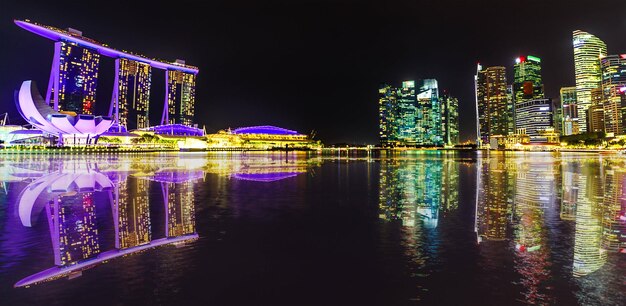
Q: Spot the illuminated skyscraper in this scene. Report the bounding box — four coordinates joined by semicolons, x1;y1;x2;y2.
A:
600;54;626;135
560;87;579;135
573;30;607;133
379;83;398;146
164;66;196;126
513;55;544;104
441;92;459;145
112;58;152;130
377;80;443;146
416;79;443;145
514;98;554;141
397;80;418;144
587;88;605;133
475;65;510;146
54;40;100;114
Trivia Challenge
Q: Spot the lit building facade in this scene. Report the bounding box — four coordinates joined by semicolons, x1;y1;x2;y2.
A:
513;55;544;104
113;58;152;130
560;86;579;135
164;68;196;126
379;84;398;146
441;93;459;145
573;30;607;133
601;54;626;135
475;65;511;146
14;19;200;143
587;88;605;133
55;40;100;114
378;80;443;147
514;98;554;141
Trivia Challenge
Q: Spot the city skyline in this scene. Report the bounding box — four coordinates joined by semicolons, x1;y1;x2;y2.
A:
1;1;626;144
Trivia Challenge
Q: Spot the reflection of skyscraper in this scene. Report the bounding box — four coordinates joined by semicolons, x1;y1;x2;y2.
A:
441;158;459;213
476;156;509;241
573;30;607;133
164;68;196;126
561;161;579;221
572;162;606;277
475;65;510;145
379;157;442;227
49;193;100;265
509;157;558;304
115;177;151;249
55;40;100;114
601;168;626;253
164;181;196;237
113;58;152;130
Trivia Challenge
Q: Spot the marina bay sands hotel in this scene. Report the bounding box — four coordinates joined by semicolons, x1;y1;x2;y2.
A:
14;19;198;133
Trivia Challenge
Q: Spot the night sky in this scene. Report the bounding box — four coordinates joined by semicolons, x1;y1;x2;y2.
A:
1;0;626;144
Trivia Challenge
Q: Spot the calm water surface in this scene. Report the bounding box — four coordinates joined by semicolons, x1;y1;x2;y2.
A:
0;152;624;305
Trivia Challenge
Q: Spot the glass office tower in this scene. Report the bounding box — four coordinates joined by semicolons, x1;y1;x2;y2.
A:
573;30;607;133
476;65;509;146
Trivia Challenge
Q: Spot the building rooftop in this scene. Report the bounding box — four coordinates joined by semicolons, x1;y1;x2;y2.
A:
232;125;302;135
15;19;199;74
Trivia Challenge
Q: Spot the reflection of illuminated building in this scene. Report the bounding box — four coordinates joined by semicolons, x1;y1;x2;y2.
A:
114;176;151;249
476;157;509;242
508;156;558;304
379;158;442;228
601;168;626;253
561;162;579;221
52;193;100;265
11;159;200;288
164;180;196;237
440;158;459;213
572;162;606;277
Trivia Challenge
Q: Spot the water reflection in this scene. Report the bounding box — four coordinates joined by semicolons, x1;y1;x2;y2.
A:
378;152;625;304
0;153;316;288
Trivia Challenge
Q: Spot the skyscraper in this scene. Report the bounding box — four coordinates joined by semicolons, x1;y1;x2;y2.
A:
441;92;459;146
560;86;579;135
55;40;100;114
475;65;510;146
513;55;544;104
164;67;197;126
113;58;152;130
587;88;605;133
377;80;443;147
515;98;554;141
416;79;442;145
573;30;607;133
378;84;398;146
397;80;418;144
601;54;626;135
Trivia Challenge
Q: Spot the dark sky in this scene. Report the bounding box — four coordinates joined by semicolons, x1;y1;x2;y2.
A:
1;0;626;144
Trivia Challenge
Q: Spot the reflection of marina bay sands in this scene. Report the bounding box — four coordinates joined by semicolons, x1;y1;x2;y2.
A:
10;159;200;287
13;19;198;142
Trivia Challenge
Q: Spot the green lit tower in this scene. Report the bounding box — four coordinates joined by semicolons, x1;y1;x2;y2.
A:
417;79;443;146
513;55;544;105
378;80;443;147
573;30;607;133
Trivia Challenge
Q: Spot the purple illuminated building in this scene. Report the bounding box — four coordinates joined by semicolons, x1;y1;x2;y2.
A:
14;20;199;132
232;125;301;135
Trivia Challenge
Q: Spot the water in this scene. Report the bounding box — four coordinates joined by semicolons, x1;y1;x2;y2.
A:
0;151;624;305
